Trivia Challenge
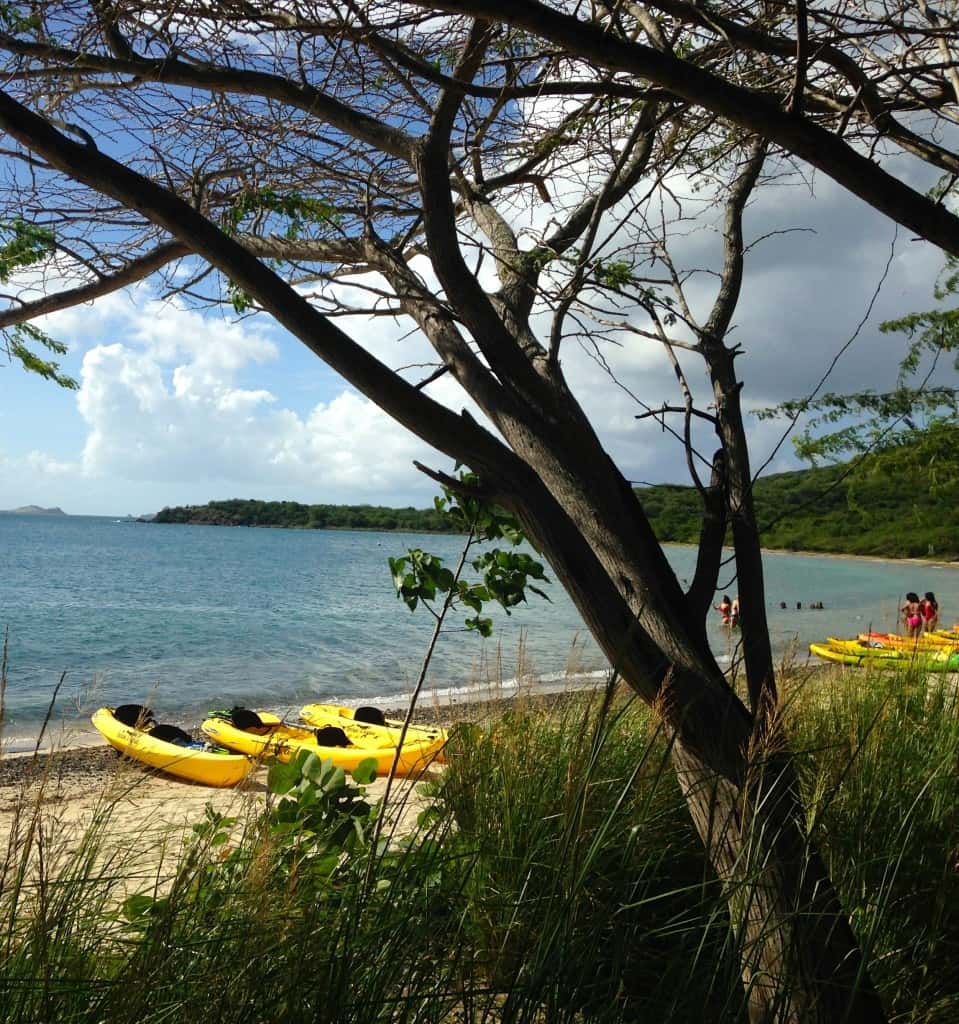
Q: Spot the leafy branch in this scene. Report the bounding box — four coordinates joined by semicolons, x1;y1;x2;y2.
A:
0;218;77;388
756;258;959;464
388;473;550;637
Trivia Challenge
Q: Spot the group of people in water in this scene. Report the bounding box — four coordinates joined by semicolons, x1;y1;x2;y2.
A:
714;590;941;638
901;591;939;637
714;594;829;628
714;595;740;627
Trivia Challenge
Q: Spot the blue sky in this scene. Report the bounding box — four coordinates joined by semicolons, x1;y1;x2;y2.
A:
1;162;951;517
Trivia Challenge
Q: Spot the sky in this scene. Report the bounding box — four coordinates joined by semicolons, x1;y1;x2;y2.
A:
0;162;950;517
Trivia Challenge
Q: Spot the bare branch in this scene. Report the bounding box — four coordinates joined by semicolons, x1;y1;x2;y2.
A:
0;239;189;329
417;0;959;254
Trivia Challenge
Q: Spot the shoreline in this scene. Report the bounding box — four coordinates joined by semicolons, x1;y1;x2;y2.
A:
662;540;959;571
0;668;613;757
0;685;602;789
29;511;957;565
759;547;959;570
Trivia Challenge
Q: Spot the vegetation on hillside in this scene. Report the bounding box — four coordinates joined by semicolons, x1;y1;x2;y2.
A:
639;437;959;559
153;498;453;532
155;432;959;558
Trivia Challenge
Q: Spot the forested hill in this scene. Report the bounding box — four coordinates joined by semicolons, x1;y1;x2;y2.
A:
155;456;959;559
153;499;452;532
639;459;959;560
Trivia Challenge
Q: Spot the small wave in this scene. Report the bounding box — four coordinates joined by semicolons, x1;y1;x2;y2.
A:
265;669;612;721
2;727;104;755
357;668;611;710
1;735;41;755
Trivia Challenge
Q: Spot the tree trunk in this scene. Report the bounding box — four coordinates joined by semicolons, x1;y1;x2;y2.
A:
672;731;886;1023
0;84;886;1023
510;485;887;1023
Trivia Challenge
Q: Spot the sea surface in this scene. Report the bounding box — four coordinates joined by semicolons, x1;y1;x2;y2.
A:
2;513;957;751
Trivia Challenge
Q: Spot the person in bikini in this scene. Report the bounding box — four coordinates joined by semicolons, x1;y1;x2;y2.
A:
715;594;733;625
921;592;939;633
901;592;922;638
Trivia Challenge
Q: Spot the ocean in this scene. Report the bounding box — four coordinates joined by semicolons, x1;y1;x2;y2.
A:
2;513;957;751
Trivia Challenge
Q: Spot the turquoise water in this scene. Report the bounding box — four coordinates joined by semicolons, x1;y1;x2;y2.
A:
2;514;957;749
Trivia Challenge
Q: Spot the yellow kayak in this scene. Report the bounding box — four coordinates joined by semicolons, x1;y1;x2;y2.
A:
200;710;443;776
299;703;447;761
92;706;255;788
810;642;913;668
825;638;906;658
832;637;955;663
858;632;959;650
810;642;959;671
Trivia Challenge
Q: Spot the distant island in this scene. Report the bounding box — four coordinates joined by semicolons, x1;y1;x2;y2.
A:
0;505;67;516
154;442;959;559
154;499;453;532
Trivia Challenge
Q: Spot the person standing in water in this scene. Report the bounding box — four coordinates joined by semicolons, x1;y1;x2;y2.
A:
921;592;939;633
730;595;740;628
901;592;922;638
715;595;733;625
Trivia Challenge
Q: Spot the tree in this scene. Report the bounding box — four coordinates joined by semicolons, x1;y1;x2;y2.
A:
759;255;959;532
1;3;957;1020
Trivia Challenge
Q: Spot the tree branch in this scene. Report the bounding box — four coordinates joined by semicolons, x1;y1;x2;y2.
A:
417;0;959;255
0;240;189;329
0;32;415;162
703;137;767;345
0;88;522;486
685;449;727;625
417;20;556;408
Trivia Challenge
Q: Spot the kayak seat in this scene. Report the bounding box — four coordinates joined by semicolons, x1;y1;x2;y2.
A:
149;723;194;746
231;707;266;731
354;706;386;726
314;725;351;747
114;704;155;729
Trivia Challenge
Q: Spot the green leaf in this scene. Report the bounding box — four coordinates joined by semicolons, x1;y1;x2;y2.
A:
121;893;164;923
352;758;378;785
465;615;493;637
300;751;328;784
267;759;301;795
319;763;346;793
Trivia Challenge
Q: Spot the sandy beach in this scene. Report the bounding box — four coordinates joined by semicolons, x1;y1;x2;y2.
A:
0;690;589;882
0;744;436;895
0;698;474;887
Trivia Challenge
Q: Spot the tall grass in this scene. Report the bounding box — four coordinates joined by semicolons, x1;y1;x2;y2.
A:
784;666;959;1021
1;664;958;1022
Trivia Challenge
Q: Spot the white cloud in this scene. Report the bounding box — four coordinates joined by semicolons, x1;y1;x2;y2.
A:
23;450;77;476
2;285;448;513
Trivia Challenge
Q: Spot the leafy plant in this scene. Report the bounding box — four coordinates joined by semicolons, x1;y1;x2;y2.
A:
221;188;339;240
0;218;77;388
3;669;959;1022
389;472;550;635
758;252;959;478
266;749;379;879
